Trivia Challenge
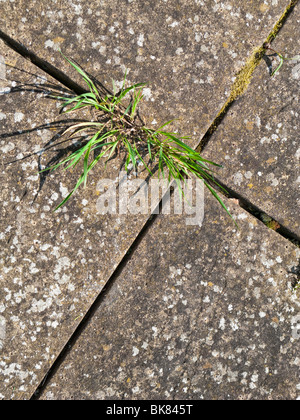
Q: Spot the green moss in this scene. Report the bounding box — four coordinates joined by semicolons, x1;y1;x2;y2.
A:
224;0;299;103
229;47;264;101
198;0;299;153
266;0;299;44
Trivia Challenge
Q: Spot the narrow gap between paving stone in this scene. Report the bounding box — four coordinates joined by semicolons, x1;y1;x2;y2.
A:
30;212;159;400
195;0;300;247
0;28;86;95
197;0;298;153
1;0;298;399
203;176;300;247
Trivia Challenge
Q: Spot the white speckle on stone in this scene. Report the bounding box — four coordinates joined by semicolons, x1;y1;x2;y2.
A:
176;47;183;55
67;283;75;292
266;173;279;187
260;136;270;144
142;87;152;101
230;320;239;331
27;298;53;313
14;112;24;122
244;171;252;179
132;346;139;356
0;316;6;350
1;142;15;153
195;33;201;42
0;112;6;120
99;45;106;55
232;171;243;186
51;192;59;201
71;3;82;14
54;256;71;274
92;41;100;48
219;317;226;330
44;39;55;49
237;213;248;220
292;63;300;81
59;183;69;198
152;326;158;338
137;34;144;47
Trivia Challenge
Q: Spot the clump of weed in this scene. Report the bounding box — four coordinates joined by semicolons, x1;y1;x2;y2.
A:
43;53;234;222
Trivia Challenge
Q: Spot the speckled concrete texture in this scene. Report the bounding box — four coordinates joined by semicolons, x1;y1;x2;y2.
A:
0;0;291;147
203;5;300;237
0;0;299;401
38;194;300;400
0;45;152;399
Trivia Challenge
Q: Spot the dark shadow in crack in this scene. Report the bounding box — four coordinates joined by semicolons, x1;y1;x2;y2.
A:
289;261;300;290
1;77;92;202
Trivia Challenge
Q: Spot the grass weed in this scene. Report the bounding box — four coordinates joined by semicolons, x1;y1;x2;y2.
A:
43;53;234;222
263;42;300;76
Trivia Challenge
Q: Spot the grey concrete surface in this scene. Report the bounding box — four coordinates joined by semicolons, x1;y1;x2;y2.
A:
0;0;299;401
203;5;300;237
0;0;291;148
0;45;152;399
38;194;300;400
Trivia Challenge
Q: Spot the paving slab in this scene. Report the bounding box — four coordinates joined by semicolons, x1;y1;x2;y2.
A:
0;45;155;399
0;0;291;148
38;192;300;400
202;6;300;237
0;0;297;401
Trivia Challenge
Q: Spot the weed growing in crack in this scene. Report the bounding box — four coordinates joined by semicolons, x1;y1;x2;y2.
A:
263;42;300;76
42;53;234;222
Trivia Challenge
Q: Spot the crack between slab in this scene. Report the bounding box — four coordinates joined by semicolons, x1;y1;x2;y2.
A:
1;0;298;399
0;29;87;95
205;175;300;247
195;0;300;247
196;0;299;152
30;212;160;400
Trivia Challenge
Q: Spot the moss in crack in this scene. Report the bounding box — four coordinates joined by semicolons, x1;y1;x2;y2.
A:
197;0;299;152
266;0;299;44
229;47;264;102
261;213;281;232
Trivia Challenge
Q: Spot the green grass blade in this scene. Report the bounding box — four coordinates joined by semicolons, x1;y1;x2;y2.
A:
104;141;119;168
130;88;144;119
203;181;238;228
115;83;146;105
155;120;176;132
83;143;92;187
271;53;284;77
60;51;100;98
133;143;153;175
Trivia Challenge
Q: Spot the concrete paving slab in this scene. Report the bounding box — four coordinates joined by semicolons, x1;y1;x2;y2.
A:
0;0;297;401
202;6;300;237
38;193;300;400
0;45;155;399
0;0;291;148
